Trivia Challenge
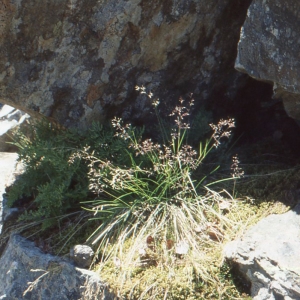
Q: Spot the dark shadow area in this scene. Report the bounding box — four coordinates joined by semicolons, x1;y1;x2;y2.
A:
208;76;300;153
228;263;252;296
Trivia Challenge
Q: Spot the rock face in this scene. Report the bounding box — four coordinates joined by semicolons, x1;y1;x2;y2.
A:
224;205;300;300
235;0;300;122
0;234;113;300
0;0;251;128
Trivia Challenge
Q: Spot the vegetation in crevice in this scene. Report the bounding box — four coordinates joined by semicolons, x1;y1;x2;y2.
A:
4;87;298;299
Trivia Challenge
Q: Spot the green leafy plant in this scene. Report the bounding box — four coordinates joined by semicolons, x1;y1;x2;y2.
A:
76;87;248;299
6;120;133;230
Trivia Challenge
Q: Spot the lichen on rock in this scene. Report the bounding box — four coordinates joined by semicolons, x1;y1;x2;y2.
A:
0;0;251;128
235;0;300;122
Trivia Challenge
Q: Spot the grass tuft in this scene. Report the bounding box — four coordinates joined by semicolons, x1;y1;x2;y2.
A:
5;87;285;299
74;88;252;299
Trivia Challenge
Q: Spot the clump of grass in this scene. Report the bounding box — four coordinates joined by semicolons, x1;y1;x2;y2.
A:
4;86;293;298
75;87;253;299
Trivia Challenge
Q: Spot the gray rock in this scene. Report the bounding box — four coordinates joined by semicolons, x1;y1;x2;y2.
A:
224;204;300;300
0;0;251;128
0;234;113;300
70;245;94;268
235;0;300;122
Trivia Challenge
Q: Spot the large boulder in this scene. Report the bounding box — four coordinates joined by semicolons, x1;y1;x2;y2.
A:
0;234;113;300
224;205;300;300
0;0;251;128
235;0;300;122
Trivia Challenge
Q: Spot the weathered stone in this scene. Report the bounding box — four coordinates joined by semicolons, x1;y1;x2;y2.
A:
235;0;300;122
70;244;94;268
0;0;251;128
224;205;300;300
0;234;113;300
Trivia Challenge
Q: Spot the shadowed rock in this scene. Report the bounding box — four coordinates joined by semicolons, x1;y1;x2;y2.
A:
0;0;251;128
235;0;300;122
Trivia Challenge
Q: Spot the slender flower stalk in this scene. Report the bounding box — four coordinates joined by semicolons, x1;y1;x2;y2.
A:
80;86;242;299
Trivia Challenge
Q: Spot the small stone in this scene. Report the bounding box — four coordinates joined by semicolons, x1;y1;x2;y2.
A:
70;245;94;268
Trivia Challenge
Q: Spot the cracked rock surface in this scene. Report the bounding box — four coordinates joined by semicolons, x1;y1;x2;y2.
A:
224;204;300;300
0;235;113;300
235;0;300;122
0;0;251;128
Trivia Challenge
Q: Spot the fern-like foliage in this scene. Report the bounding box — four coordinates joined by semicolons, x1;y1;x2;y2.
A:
7;120;134;230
